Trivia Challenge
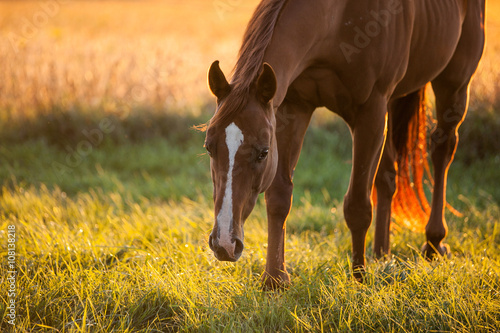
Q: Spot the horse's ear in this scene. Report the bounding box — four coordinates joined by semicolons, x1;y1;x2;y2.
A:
208;61;230;100
256;63;277;104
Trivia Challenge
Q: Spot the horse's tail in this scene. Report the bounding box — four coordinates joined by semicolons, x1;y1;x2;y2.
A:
390;85;432;231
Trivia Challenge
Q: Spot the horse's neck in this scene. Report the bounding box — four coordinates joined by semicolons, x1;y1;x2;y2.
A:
262;7;310;107
262;0;335;108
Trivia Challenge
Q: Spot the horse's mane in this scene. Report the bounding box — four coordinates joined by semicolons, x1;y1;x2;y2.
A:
231;0;287;89
209;0;288;129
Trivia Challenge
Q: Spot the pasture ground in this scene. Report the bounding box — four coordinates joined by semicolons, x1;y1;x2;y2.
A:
1;1;499;332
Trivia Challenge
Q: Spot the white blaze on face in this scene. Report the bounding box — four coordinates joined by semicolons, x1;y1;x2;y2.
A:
217;122;244;249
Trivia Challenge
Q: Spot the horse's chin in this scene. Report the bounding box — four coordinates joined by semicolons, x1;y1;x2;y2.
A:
214;252;241;262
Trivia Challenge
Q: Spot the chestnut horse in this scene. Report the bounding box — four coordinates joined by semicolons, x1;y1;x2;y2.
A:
205;0;485;289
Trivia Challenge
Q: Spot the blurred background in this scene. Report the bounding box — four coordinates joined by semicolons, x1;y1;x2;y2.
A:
0;0;498;203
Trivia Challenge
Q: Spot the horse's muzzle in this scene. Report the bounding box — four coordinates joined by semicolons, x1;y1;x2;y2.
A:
209;232;244;262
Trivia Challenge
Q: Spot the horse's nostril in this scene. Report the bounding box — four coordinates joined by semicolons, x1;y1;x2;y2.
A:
234;237;244;257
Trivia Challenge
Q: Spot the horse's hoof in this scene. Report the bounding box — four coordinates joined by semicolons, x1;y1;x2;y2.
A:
353;265;366;283
261;271;290;291
421;242;451;260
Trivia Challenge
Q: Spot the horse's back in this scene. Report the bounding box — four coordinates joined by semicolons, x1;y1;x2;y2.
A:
322;0;485;100
276;0;485;117
394;0;485;96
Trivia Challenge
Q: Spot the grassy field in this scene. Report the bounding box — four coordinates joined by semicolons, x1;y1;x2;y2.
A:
1;1;500;332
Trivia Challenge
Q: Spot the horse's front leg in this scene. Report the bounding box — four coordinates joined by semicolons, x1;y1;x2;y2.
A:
262;100;314;290
344;95;388;282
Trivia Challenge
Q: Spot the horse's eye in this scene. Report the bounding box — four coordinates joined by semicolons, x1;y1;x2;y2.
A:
205;144;212;157
257;148;269;162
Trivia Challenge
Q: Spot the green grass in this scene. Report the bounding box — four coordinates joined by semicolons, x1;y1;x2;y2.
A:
1;110;499;332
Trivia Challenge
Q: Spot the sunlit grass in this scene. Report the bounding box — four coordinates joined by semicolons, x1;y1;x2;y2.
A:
0;183;499;332
0;125;499;331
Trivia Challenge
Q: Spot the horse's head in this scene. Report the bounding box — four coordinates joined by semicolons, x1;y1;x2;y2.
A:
205;61;278;261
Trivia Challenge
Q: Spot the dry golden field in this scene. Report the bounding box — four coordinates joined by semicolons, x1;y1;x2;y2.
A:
0;0;259;122
0;0;498;122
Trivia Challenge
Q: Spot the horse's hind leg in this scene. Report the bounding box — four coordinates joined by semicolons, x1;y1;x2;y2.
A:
423;82;468;257
424;3;485;258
